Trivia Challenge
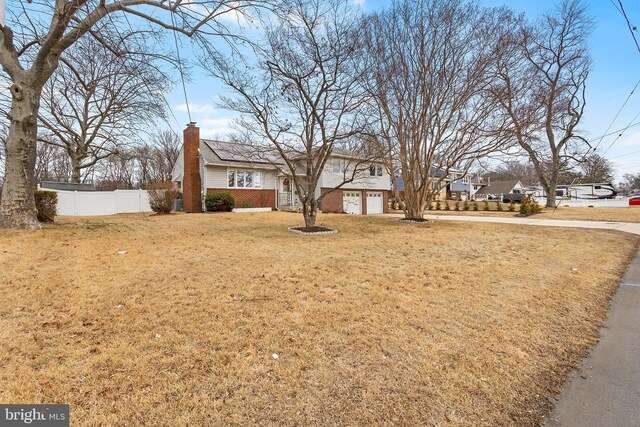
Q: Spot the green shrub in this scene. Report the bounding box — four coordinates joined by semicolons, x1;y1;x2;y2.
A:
463;200;469;211
34;190;57;222
205;191;235;212
473;201;479;211
496;200;503;211
435;200;441;210
483;200;490;211
444;200;450;210
454;201;460;211
519;195;542;216
147;181;180;214
508;201;515;212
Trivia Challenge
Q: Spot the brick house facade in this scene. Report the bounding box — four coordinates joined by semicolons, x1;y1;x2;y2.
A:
172;124;391;214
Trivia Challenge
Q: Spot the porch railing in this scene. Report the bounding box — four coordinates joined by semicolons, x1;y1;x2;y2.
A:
278;192;293;207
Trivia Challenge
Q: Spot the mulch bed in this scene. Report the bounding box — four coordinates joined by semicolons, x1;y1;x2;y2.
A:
399;218;430;224
288;226;338;235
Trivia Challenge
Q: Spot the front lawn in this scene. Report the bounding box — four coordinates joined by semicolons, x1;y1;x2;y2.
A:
0;212;637;426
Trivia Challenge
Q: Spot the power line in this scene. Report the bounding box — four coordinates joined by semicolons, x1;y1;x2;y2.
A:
170;11;192;123
587;120;640;143
617;0;640;53
609;148;640;159
593;78;640;152
602;108;640;155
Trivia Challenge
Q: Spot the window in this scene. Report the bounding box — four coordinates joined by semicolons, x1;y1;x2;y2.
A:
227;169;261;188
369;164;383;177
332;160;342;174
595;185;602;189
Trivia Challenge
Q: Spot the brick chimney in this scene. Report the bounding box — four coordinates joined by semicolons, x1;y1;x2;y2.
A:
183;122;202;212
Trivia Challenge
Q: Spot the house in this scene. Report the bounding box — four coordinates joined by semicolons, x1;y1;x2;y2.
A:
40;181;97;192
171;123;391;215
392;167;462;201
473;180;525;200
448;173;485;200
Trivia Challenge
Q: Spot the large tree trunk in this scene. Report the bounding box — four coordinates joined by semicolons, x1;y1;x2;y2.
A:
0;82;42;229
302;199;317;228
402;191;426;220
545;181;557;208
71;156;82;183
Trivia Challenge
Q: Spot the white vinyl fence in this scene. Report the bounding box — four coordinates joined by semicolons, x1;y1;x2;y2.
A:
538;198;629;208
47;189;152;216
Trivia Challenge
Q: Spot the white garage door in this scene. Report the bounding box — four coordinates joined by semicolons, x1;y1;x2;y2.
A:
366;192;384;214
343;191;362;215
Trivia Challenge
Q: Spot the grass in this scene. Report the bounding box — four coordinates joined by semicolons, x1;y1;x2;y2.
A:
1;212;638;426
421;203;640;223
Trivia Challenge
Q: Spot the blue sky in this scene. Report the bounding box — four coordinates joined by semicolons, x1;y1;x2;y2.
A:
165;0;640;181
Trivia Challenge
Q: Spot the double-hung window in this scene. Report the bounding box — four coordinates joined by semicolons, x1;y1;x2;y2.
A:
227;169;261;188
369;164;383;177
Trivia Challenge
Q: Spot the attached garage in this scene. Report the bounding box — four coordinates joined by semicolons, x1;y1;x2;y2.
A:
366;191;384;214
343;191;362;215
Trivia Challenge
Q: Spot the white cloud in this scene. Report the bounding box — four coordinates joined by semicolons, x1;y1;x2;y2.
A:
350;0;366;7
174;103;216;115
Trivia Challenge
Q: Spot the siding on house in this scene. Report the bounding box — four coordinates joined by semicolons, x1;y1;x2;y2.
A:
204;165;277;190
172;148;184;184
320;162;391;191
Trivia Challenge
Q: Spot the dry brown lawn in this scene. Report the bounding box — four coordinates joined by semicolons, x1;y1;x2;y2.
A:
0;212;638;426
420;206;640;223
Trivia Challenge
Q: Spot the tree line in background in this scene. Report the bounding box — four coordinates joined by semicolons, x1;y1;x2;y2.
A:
0;0;633;228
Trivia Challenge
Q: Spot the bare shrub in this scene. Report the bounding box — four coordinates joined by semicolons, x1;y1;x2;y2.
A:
147;182;179;214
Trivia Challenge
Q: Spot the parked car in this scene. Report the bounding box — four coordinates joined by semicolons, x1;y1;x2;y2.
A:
502;193;524;203
629;196;640;206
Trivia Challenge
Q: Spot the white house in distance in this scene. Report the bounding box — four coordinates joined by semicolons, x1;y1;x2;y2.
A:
171;123;392;215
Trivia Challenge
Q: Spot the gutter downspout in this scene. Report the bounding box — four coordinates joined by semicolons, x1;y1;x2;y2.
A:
274;175;280;211
200;151;207;212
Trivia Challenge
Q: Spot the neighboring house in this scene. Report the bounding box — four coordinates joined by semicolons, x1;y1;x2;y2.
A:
473;180;525;200
171;123;391;215
448;174;485;200
392;167;463;201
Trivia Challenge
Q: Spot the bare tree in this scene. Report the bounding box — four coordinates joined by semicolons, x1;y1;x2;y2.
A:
578;153;614;183
363;0;511;220
37;30;167;183
491;0;593;207
0;0;275;229
618;173;640;194
34;143;72;183
209;0;379;228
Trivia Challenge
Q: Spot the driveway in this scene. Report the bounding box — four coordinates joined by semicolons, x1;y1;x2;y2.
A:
385;213;640;236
